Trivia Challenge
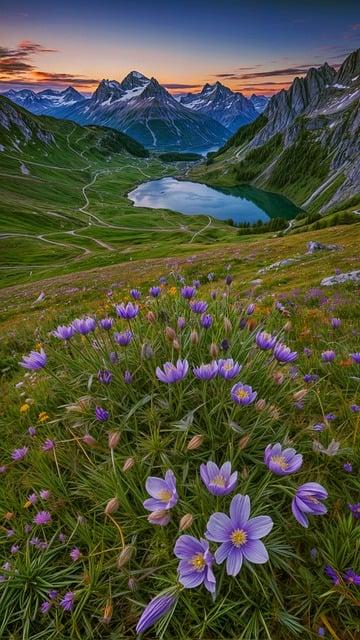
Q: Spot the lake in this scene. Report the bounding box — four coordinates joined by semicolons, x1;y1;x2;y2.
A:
128;177;301;224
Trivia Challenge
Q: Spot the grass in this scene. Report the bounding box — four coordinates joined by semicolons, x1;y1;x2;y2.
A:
0;223;359;638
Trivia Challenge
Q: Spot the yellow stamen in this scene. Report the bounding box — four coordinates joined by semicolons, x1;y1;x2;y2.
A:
211;474;225;487
270;455;288;471
236;390;249;400
157;489;172;501
190;553;205;570
231;529;247;547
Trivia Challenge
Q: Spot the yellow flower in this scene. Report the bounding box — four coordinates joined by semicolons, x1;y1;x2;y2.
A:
38;411;49;423
35;342;43;350
20;403;30;414
169;287;177;296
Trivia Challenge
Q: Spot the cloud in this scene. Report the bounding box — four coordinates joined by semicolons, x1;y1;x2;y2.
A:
0;40;98;89
162;83;202;89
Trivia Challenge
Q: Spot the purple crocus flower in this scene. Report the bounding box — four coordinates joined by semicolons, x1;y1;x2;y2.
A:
99;317;113;330
343;462;353;473
98;369;112;384
147;510;171;526
53;325;75;340
246;303;256;315
124;370;133;384
193;361;218;380
10;544;19;554
218;358;241;380
303;347;312;357
156;359;189;384
143;470;178;512
27;492;38;505
192;279;201;289
136;591;177;634
200;461;238;496
109;351;118;364
264;443;303;475
115;302;139;320
325;564;340;585
174;535;216;593
177;317;186;330
40;489;50;500
321;350;336;363
273;343;298;363
220;339;230;352
33;511;52;525
255;331;277;351
350;404;360;412
40;601;52;614
331;318;341;329
205;494;273;576
72;317;96;335
348;503;360;519
291;483;328;527
19;349;47;370
130;288;141;300
42;439;55;452
181;285;196;300
114;331;133;346
95;406;109;422
304;373;319;383
343;569;360;585
231;383;257;405
70;547;81;561
225;274;233;286
350;352;360;364
200;314;213;329
60;592;75;612
312;422;325;432
11;446;28;461
28;426;36;437
190;300;208;314
149;286;161;298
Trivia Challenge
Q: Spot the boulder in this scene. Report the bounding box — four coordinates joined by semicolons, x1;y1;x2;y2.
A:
307;241;341;254
321;270;360;286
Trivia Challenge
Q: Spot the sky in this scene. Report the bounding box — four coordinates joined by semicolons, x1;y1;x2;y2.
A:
1;0;359;96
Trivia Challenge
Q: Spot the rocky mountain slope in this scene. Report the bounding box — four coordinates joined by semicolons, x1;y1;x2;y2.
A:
0;95;148;158
180;81;258;131
4;72;230;151
191;48;360;214
249;94;269;113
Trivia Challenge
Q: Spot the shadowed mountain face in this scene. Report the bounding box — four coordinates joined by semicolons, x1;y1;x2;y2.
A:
3;86;84;117
4;72;230;151
196;48;360;214
180;81;258;132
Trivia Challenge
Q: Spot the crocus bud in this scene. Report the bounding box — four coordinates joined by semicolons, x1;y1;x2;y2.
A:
273;371;284;385
128;577;138;591
268;404;280;420
105;497;119;515
210;342;219;358
116;544;133;569
102;600;113;624
4;512;14;521
172;338;181;351
187;434;203;450
108;431;120;450
177;317;186;330
147;509;171;526
247;318;257;331
284;321;292;332
190;330;199;345
165;326;176;341
293;389;308;402
238;434;250;449
83;433;97;447
179;513;193;531
224;318;232;334
241;466;249;479
147;311;156;323
255;399;266;411
141;343;153;359
122;456;135;472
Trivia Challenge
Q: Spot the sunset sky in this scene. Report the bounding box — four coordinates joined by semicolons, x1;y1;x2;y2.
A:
1;0;359;96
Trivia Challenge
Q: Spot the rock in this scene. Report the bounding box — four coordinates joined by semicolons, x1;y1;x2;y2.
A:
249;279;263;285
258;258;298;274
321;270;360;286
307;241;341;254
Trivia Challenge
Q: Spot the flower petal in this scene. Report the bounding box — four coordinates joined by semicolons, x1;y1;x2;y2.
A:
214;541;232;564
230;494;250;526
242;539;269;564
291;497;309;527
174;535;203;560
246;516;273;539
226;547;243;576
205;513;232;542
179;571;204;589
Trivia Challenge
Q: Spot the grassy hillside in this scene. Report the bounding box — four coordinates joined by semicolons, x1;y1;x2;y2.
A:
0;223;359;639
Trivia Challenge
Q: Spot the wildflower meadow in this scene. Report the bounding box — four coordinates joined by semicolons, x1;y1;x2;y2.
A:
0;266;359;639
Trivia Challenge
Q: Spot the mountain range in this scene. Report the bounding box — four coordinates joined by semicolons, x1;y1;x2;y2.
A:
192;48;360;214
180;82;259;131
4;73;265;150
